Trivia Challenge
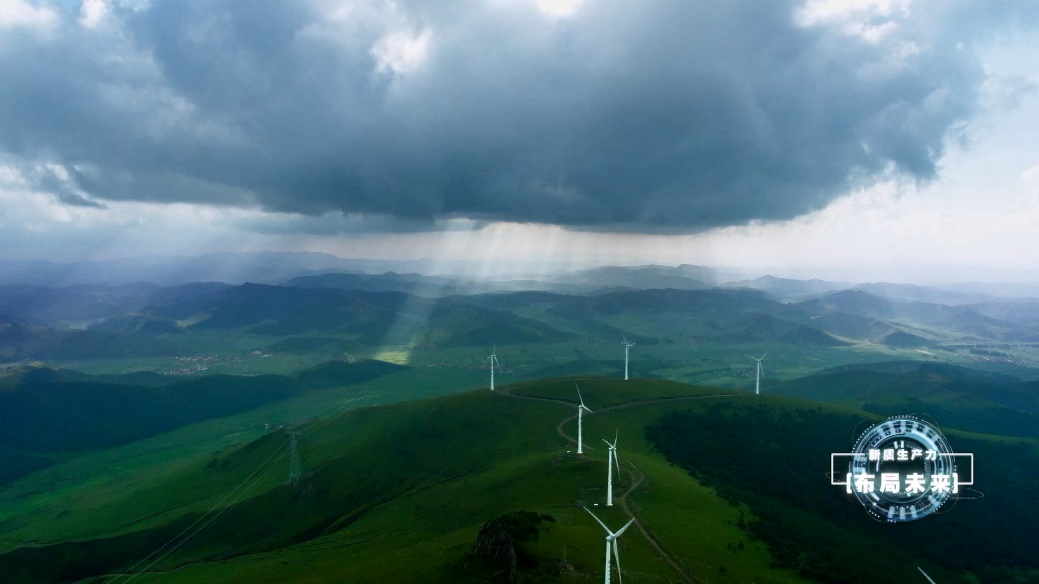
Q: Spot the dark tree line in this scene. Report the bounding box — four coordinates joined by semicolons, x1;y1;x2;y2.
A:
646;403;1039;583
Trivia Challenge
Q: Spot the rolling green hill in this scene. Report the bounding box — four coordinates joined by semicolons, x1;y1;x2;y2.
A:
0;323;179;361
771;361;1039;440
417;298;576;347
0;360;407;485
1;375;1033;583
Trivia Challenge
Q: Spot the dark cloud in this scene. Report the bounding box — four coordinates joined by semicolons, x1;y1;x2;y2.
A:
0;0;1034;232
53;190;107;209
31;165;107;209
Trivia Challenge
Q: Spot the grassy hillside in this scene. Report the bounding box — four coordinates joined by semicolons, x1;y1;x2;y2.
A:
2;375;1032;583
771;361;1039;440
0;378;791;583
0;360;408;485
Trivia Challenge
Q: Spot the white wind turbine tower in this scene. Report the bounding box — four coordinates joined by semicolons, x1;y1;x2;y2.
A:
603;429;620;506
621;336;635;381
576;383;592;454
584;507;635;584
917;567;938;584
489;345;502;391
746;351;767;395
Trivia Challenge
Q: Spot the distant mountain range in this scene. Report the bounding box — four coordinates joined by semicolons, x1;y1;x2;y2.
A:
4;252;1039;301
3;276;1038;365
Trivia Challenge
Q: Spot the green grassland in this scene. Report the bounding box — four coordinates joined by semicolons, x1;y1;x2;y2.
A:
0;365;487;549
3;375;1033;583
0;360;429;487
0;377;794;583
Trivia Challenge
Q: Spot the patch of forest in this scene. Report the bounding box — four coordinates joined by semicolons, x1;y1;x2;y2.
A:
646;403;1039;584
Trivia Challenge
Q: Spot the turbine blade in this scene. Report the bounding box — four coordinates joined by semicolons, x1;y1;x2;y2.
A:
613;538;623;584
614;428;619;444
603;438;612;447
760;351;768;359
917;567;937;584
615;517;635;537
613;450;620;474
622;335;628;344
576;383;585;406
583;506;613;535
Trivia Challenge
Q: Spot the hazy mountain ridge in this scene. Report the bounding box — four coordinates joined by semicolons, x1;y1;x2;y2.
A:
720;275;852;300
795;289;1038;342
0;253;401;287
3;276;1039;363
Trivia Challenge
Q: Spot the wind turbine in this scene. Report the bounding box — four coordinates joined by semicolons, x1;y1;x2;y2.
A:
584;507;635;584
489;345;502;391
746;351;767;395
603;429;620;506
576;383;592;454
622;336;636;381
917;567;937;584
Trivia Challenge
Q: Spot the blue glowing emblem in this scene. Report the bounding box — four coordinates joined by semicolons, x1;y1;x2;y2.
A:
831;416;974;523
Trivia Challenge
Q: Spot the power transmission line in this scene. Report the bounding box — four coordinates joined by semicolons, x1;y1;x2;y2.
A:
288;431;302;486
107;392;371;583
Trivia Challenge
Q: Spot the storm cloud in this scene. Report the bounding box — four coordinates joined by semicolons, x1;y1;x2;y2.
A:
0;0;1031;232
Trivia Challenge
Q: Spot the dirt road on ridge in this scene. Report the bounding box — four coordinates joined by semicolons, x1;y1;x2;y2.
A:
497;381;746;583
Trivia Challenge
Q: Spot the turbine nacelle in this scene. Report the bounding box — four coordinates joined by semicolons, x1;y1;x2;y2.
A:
604;429;621;506
745;351;768;363
576;383;592;413
622;336;635;380
488;345;502;390
576;383;591;454
746;351;768;395
489;344;502;370
584;507;635;584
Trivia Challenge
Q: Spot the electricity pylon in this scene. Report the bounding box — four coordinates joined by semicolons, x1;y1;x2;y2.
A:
288;431;302;485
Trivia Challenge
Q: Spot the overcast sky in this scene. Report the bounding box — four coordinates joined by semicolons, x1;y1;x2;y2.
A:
1;0;1037;282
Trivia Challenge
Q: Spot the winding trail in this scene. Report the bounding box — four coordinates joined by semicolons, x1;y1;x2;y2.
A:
497;382;746;584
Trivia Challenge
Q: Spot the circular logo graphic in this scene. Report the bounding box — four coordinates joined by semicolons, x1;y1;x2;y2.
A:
846;416;958;523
